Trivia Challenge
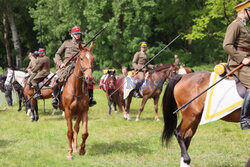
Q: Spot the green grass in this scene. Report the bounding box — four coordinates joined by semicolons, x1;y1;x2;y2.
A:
0;87;249;166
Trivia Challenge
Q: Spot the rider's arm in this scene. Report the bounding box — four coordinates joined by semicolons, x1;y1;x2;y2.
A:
132;52;139;69
223;21;248;64
55;41;66;68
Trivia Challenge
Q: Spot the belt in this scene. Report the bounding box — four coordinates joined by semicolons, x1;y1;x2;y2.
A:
236;47;250;53
65;57;77;61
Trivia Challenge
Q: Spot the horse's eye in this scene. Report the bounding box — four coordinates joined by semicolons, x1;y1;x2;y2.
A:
80;58;83;61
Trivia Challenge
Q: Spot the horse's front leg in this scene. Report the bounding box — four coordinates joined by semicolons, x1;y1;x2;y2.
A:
108;98;112;115
153;96;160;121
35;100;39;121
136;96;148;121
73;116;82;153
65;108;73;160
112;95;117;113
79;110;88;156
30;99;36;122
125;93;133;121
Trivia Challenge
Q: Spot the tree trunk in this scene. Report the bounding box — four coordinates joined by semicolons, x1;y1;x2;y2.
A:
2;9;12;67
6;4;22;68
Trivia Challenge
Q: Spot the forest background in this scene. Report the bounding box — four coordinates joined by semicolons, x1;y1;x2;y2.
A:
0;0;248;78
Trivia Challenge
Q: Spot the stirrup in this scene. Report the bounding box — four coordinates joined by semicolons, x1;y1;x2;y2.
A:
133;91;141;98
240;118;250;130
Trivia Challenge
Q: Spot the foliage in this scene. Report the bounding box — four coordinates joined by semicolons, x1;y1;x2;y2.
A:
0;0;245;70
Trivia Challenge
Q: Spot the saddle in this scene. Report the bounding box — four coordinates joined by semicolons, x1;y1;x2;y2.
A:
38;73;57;88
224;65;246;98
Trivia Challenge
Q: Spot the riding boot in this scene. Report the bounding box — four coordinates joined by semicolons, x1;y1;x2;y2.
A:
33;85;42;99
52;84;59;107
134;79;143;98
240;91;250;130
89;89;96;107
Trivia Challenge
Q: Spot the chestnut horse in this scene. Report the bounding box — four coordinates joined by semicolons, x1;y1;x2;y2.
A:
114;64;178;121
162;71;243;167
5;68;57;121
58;42;94;160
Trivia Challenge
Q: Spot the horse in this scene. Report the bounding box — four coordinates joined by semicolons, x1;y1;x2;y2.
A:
5;67;57;120
114;64;179;121
161;71;244;167
0;73;27;111
58;42;94;160
99;70;122;115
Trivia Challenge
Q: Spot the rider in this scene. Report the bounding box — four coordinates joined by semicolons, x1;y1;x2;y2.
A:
27;52;37;74
174;54;180;68
132;41;155;97
30;48;51;99
223;0;250;130
52;26;96;107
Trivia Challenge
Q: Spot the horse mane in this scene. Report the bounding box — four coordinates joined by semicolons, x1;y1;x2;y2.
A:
10;66;27;73
151;64;172;73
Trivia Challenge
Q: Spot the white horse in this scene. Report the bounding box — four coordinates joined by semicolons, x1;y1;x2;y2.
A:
5;68;61;117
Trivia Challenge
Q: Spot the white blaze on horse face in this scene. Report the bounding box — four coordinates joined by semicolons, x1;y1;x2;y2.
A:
85;53;90;60
5;69;14;86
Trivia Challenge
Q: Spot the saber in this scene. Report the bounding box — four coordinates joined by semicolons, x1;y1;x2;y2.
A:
109;34;181;98
173;64;244;114
23;25;108;107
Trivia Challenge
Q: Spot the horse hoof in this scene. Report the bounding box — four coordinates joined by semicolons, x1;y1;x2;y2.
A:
135;118;139;122
115;110;118;113
17;109;21;112
66;156;73;160
31;119;35;122
156;118;160;121
79;149;86;156
73;150;77;153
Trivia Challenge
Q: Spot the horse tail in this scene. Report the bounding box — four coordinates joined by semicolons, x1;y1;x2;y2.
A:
162;74;183;146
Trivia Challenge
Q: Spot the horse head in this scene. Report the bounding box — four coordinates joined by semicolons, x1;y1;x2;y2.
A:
5;67;27;88
78;42;95;86
106;70;116;90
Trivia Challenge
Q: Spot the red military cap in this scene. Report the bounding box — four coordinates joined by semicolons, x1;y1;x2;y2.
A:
71;26;83;35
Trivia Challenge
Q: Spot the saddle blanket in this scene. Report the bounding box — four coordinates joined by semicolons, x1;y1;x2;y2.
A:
200;72;243;125
178;68;187;74
123;72;149;99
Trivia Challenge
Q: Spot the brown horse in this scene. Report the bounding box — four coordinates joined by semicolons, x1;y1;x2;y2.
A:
23;80;54;121
99;70;122;115
58;42;94;160
161;71;243;167
114;64;178;121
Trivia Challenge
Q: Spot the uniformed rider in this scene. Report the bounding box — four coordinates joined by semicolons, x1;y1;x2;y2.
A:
223;0;250;130
30;48;51;99
27;52;37;74
132;42;155;97
52;26;96;107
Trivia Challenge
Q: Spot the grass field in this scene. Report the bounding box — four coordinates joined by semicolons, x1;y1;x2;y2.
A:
0;85;249;166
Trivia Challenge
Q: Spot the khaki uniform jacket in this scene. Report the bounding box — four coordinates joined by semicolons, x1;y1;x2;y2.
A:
26;57;37;71
223;18;250;90
32;55;50;77
132;51;154;79
174;58;180;66
55;40;84;67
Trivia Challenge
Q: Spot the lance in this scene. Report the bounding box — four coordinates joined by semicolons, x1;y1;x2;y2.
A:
173;64;244;114
109;34;181;98
23;25;108;106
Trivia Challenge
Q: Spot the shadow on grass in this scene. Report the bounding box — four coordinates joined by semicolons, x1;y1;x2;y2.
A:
0;140;17;148
88;140;153;156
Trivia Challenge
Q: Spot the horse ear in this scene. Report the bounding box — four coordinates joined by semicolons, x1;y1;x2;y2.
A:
89;42;93;51
78;42;83;51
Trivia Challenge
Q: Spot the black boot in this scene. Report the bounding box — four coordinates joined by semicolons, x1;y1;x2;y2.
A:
241;91;250;130
52;84;59;107
89;89;96;107
33;85;42;99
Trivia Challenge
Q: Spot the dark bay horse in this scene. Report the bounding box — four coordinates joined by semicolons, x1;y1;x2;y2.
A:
115;64;178;121
161;71;244;167
99;70;122;115
58;42;94;160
